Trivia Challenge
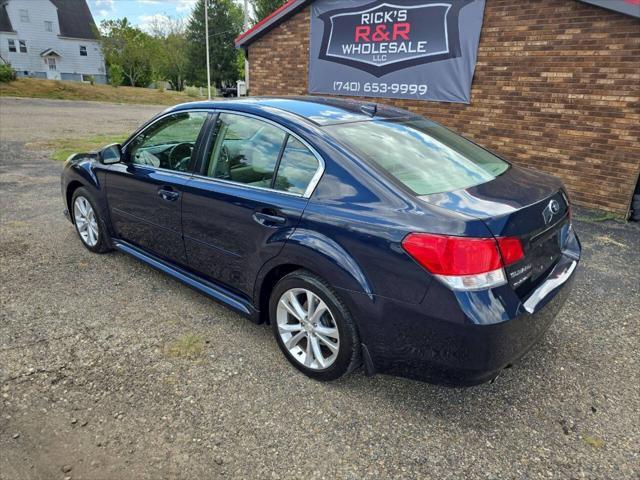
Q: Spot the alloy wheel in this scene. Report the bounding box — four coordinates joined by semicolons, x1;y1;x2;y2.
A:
276;288;340;370
74;196;99;247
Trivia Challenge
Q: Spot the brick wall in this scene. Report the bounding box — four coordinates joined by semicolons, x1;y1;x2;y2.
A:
247;0;640;216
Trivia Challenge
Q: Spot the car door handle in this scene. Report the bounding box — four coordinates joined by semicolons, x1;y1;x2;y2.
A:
252;210;287;227
158;187;180;202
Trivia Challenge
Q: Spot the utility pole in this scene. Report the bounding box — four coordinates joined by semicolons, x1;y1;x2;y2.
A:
243;0;249;31
204;0;211;99
243;0;249;90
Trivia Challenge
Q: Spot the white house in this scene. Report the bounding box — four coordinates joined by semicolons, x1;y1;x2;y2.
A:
0;0;106;83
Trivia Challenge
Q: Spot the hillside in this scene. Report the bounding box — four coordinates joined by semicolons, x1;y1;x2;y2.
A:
0;78;205;106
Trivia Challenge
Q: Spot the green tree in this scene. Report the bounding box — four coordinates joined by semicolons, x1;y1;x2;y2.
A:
186;0;244;89
99;18;155;87
147;17;189;91
252;0;286;23
108;64;124;87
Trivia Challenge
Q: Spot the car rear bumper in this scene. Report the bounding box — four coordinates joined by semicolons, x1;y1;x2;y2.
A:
343;231;581;386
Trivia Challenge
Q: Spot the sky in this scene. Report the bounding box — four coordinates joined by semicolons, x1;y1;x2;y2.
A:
87;0;201;31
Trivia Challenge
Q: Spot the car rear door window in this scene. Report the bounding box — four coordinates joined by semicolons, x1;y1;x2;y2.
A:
204;113;287;189
127;112;207;172
273;136;319;195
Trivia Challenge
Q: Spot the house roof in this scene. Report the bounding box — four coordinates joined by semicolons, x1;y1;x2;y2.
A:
49;0;98;40
0;3;13;33
235;0;311;48
235;0;640;48
40;48;62;57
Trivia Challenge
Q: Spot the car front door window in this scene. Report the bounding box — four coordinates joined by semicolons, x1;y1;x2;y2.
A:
128;112;208;172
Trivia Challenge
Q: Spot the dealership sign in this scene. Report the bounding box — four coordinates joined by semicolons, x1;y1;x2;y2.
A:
577;0;640;18
309;0;486;103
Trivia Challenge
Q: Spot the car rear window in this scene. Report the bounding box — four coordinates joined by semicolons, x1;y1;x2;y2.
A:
325;119;509;195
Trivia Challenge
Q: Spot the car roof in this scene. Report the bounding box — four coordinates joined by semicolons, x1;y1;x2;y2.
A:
168;96;420;126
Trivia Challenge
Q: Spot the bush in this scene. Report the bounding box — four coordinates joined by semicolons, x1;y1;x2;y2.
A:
184;86;200;98
0;63;16;83
108;64;124;87
85;74;95;86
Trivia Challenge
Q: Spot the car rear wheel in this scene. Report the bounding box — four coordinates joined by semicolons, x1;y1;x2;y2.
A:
72;187;111;253
270;270;361;381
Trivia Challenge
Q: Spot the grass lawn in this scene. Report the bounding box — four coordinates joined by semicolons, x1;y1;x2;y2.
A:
0;78;204;105
28;133;128;161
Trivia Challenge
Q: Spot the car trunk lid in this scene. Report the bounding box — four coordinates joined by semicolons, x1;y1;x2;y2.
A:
419;166;571;296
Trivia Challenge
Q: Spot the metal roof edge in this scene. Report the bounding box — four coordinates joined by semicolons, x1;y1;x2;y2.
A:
235;0;312;48
234;0;639;49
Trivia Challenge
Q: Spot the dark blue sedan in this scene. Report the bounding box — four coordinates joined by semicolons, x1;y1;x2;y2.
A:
61;97;581;385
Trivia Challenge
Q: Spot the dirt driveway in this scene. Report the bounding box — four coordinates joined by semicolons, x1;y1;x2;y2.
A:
1;97;639;480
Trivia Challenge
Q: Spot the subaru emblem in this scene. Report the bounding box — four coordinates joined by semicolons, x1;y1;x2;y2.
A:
542;199;561;224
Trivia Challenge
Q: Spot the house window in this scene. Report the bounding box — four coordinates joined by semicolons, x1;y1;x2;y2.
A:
79;45;87;56
19;9;29;22
19;40;27;53
44;21;53;32
8;39;16;52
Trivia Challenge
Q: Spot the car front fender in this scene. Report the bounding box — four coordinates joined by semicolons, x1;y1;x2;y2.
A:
63;154;102;192
62;155;109;226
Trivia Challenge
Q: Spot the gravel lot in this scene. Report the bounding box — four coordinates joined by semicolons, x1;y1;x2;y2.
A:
1;97;639;480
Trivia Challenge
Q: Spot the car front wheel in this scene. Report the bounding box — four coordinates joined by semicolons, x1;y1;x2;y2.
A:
270;270;361;381
71;187;111;253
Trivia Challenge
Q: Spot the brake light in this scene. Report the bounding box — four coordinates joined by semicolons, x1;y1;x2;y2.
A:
402;233;524;291
402;234;501;275
497;237;524;266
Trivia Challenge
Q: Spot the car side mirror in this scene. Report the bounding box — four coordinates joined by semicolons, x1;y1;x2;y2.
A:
99;143;122;165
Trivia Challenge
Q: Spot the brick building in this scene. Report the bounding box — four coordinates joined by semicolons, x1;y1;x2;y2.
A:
236;0;640;218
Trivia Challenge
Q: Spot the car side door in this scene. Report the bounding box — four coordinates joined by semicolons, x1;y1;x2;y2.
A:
181;111;324;297
106;111;210;264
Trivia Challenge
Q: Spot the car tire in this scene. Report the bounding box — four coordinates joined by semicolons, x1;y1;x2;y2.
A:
71;187;112;254
270;270;361;381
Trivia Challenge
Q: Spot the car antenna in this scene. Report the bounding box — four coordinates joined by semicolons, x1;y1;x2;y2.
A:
360;103;378;117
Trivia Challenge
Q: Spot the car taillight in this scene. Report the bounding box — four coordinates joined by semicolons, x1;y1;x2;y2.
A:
497;237;524;266
402;233;524;291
